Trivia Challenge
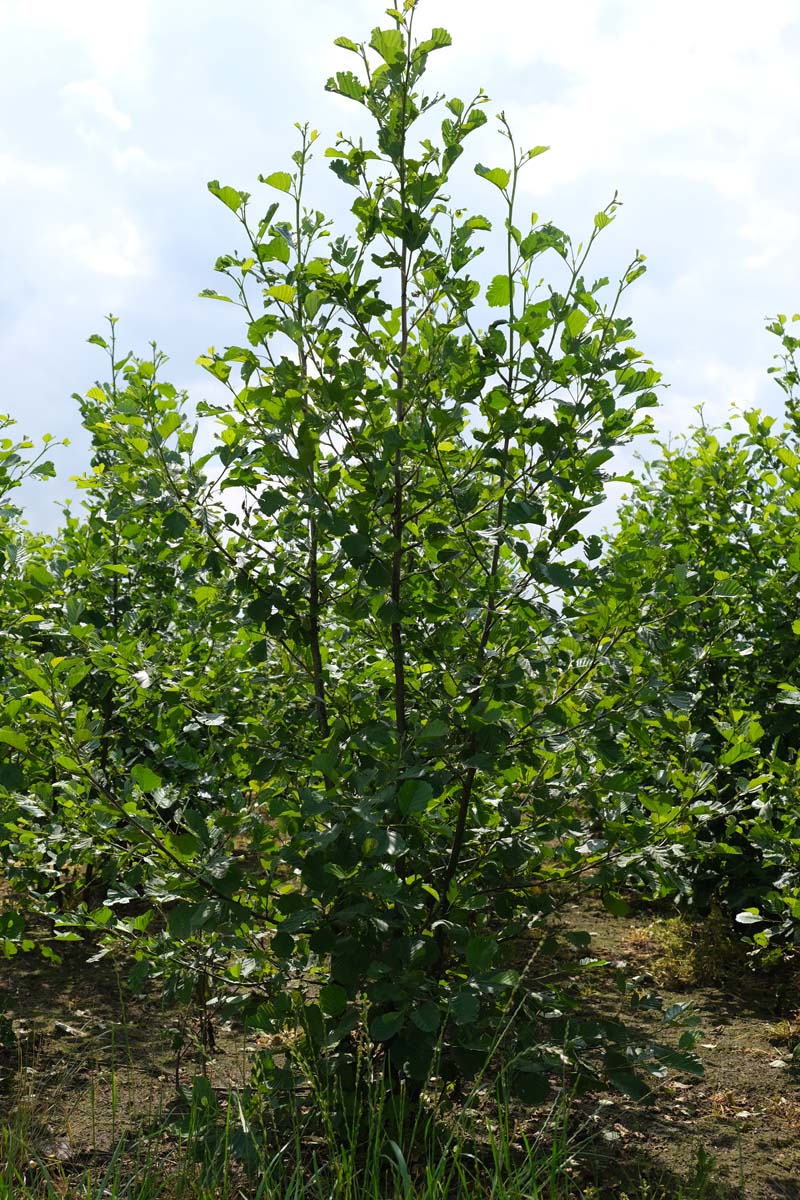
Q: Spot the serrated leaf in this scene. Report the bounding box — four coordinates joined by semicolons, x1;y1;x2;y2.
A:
131;765;162;793
475;164;510;191
486;275;511;308
266;284;296;303
370;27;404;64
207;180;246;213
0;728;27;751
370;1010;404;1041
416;28;452;55
397;779;433;815
326;71;366;102
334;36;360;52
262;171;293;194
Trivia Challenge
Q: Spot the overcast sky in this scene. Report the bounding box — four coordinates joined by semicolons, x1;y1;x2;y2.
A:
2;0;799;530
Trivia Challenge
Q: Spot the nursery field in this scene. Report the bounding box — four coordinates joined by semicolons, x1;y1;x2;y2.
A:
2;3;800;1197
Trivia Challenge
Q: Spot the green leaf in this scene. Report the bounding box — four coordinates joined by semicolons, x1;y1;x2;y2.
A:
370;1010;404;1041
369;27;405;64
207;180;246;213
608;1069;651;1101
466;935;497;973
258;235;291;265
397;779;433;815
320;983;348;1017
601;892;630;917
410;1000;441;1033
271;931;295;957
508;1063;549;1103
131;765;162;793
475;164;510;192
486;275;512;308
420;718;448;742
266;284;296;303
0;728;27;751
304;292;325;319
157;412;182;440
449;989;479;1025
341;532;371;563
325;71;365;102
416;28;452;55
262;171;293;194
334;36;360;53
166;905;192;939
565;309;589;338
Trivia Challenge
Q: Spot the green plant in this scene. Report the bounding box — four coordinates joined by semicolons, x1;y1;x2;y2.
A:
0;0;703;1114
580;313;800;956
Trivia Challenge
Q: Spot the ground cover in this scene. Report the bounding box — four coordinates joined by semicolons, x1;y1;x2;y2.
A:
2;900;798;1199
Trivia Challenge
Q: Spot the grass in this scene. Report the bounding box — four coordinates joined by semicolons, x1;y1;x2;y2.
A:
0;1050;729;1200
626;906;748;989
0;921;743;1199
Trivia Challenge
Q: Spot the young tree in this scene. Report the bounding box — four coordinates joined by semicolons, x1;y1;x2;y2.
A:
582;316;800;953
2;1;697;1104
180;0;661;1090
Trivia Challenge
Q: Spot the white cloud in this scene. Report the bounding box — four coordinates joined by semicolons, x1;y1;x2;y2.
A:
1;0;797;533
45;210;151;279
0;0;153;85
0;152;66;189
111;144;172;174
61;79;132;131
739;206;800;271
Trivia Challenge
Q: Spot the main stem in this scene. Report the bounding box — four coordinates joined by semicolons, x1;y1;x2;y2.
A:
438;147;520;913
295;131;329;740
390;28;413;747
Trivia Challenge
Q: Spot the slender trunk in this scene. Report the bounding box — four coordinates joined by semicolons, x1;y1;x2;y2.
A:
308;512;329;737
391;343;407;742
295;152;329;743
437;161;519;910
391;46;411;746
437;437;511;909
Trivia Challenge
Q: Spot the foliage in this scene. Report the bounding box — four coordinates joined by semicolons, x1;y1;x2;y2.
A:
13;0;800;1120
582;313;800;960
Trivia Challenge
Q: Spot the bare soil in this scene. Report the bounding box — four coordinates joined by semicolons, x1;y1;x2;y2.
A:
557;900;800;1199
1;903;799;1198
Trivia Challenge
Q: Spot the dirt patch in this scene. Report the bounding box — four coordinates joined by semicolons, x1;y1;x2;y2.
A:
0;940;250;1172
557;901;800;1199
3;905;800;1198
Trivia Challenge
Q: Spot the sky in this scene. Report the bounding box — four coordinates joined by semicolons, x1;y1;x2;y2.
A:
1;0;799;531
